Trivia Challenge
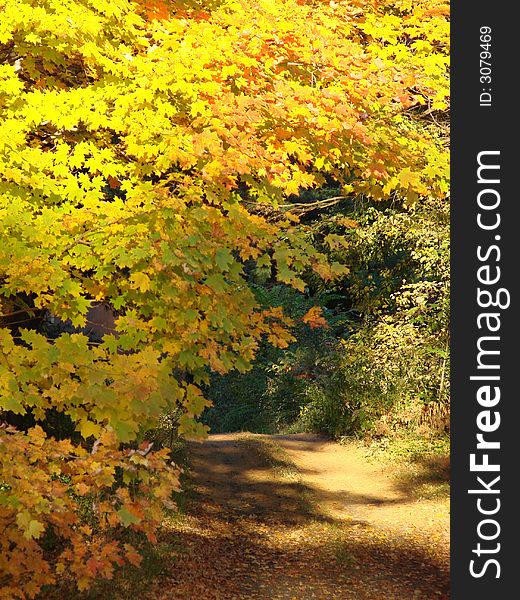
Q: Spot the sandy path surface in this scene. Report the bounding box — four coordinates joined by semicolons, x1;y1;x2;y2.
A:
272;433;449;537
148;433;450;599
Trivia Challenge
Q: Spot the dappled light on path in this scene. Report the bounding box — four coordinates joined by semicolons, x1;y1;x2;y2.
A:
148;433;449;599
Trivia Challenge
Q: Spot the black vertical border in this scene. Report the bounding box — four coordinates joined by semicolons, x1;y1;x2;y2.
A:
451;2;516;597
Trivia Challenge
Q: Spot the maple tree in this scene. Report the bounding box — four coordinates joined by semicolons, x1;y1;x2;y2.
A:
0;0;449;595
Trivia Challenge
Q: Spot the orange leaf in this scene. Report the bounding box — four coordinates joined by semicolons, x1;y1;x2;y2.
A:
124;543;143;567
302;306;328;329
107;176;121;189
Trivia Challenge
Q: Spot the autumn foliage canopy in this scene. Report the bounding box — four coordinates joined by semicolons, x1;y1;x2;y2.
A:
0;0;449;595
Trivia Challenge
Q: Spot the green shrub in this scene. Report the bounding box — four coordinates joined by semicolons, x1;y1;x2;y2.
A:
203;197;450;441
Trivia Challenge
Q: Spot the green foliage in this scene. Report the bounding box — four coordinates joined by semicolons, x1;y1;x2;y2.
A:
204;285;320;433
204;284;352;435
332;197;450;435
205;197;450;439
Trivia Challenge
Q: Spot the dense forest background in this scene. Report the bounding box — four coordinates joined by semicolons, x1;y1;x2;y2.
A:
203;193;449;443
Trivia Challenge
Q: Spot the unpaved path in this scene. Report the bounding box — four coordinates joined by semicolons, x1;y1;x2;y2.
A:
272;434;449;538
148;433;449;599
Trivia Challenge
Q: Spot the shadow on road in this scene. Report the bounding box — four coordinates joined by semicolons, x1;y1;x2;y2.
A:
153;435;450;599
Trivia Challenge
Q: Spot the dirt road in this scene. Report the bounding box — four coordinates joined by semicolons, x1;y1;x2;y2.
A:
148;433;449;599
